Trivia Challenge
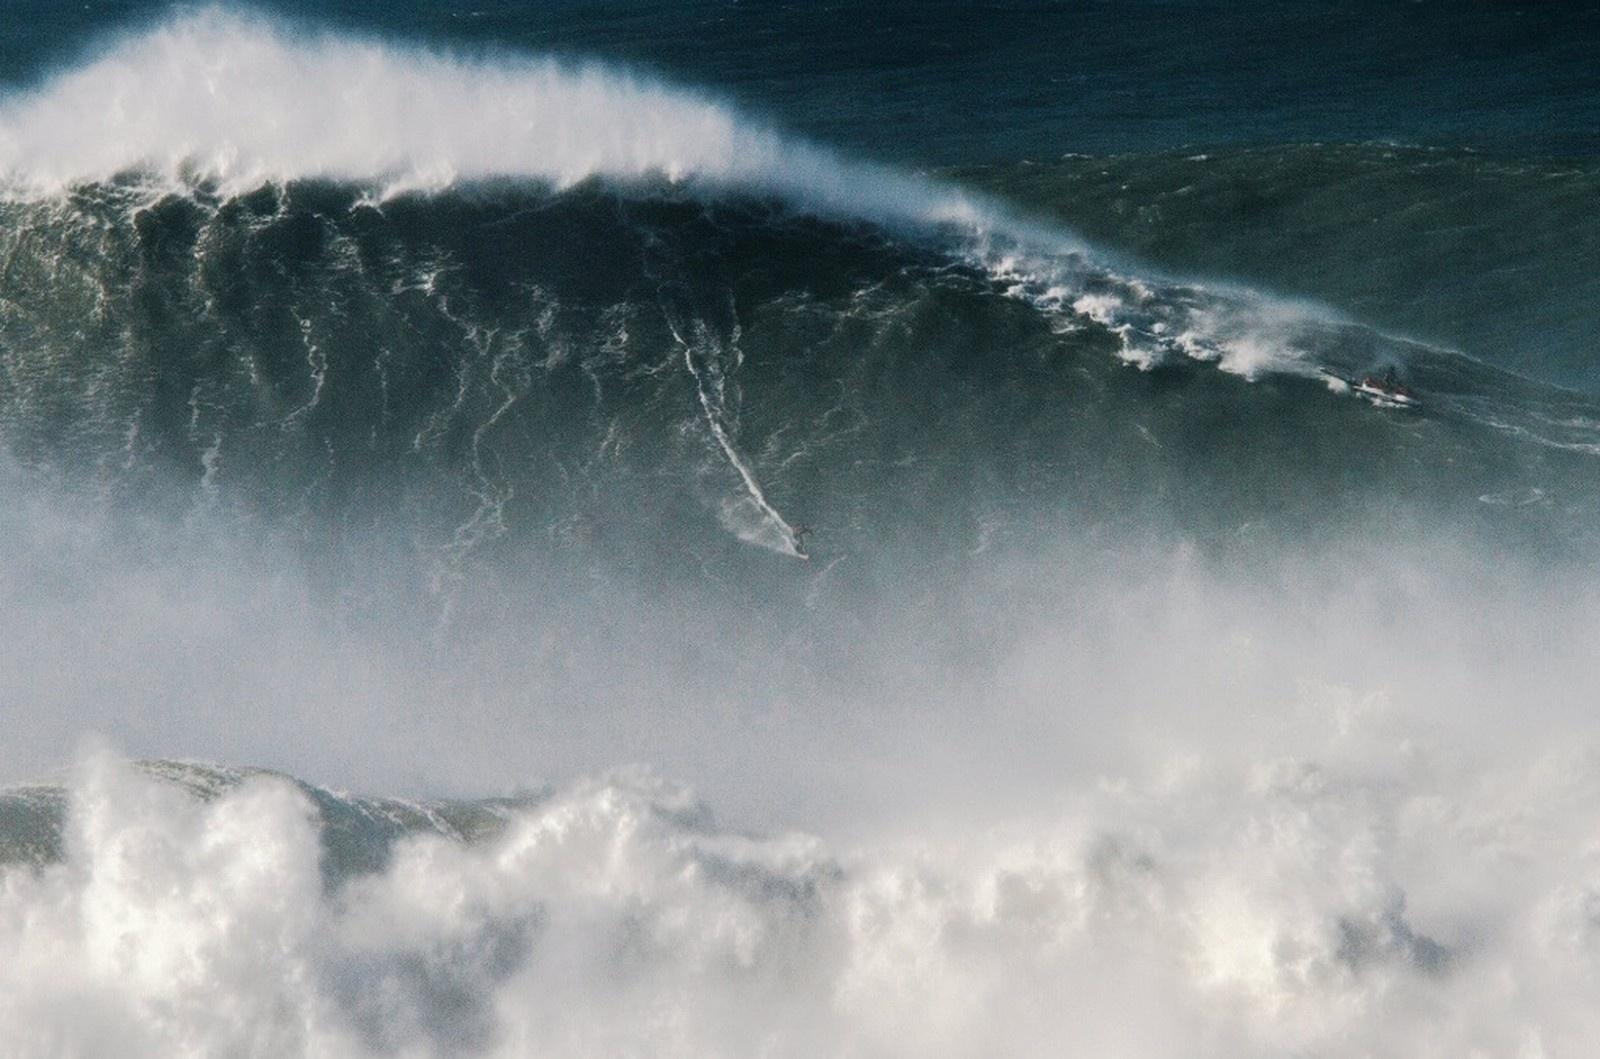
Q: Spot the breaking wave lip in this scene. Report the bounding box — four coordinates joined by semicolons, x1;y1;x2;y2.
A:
18;7;1594;411
0;7;1351;390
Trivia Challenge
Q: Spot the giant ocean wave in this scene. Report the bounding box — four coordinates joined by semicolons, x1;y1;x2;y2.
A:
3;10;1600;1059
3;17;1595;569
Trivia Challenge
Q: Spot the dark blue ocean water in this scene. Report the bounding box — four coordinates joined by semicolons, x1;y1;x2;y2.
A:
7;1;1600;164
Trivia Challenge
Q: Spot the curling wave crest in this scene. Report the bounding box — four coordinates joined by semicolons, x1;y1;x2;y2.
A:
0;9;1380;389
0;9;970;226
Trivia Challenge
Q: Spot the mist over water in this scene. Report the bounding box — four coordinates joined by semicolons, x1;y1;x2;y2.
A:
3;6;1600;1057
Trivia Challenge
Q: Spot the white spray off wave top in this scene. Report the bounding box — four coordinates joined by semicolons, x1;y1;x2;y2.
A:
0;8;979;229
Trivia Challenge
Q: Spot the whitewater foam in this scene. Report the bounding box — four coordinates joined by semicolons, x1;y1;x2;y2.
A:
5;746;1600;1058
0;9;976;231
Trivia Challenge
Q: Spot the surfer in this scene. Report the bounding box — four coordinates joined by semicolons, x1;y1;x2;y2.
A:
792;524;813;557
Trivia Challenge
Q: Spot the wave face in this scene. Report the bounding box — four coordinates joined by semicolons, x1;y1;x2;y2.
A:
3;9;1600;1058
2;172;1595;574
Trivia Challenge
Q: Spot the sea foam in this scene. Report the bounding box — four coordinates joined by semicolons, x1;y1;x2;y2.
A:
0;8;973;230
5;747;1600;1058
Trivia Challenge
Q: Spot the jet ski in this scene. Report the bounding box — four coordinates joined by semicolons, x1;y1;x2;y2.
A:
1354;368;1421;409
1320;366;1421;410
